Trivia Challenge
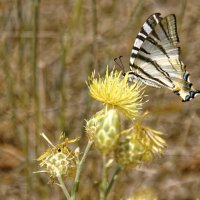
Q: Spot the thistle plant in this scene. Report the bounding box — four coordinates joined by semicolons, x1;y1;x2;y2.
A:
37;67;166;200
86;68;166;199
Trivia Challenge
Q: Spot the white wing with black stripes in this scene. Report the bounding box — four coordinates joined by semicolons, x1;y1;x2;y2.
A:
127;13;199;102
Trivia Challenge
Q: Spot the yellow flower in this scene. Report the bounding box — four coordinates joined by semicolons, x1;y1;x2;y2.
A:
37;133;79;179
87;68;144;120
114;112;166;168
133;119;166;160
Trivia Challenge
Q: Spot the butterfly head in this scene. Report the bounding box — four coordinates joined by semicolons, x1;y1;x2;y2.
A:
126;71;137;82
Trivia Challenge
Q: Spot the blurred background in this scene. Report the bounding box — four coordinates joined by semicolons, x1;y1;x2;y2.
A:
0;0;200;199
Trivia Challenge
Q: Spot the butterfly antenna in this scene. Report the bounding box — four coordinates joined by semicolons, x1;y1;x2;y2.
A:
119;56;126;76
114;57;121;68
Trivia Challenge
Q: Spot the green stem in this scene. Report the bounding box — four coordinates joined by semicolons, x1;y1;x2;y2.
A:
17;0;32;197
92;0;98;71
32;0;41;156
105;165;122;197
58;34;68;132
70;140;93;200
32;0;42;197
57;174;71;200
100;155;108;200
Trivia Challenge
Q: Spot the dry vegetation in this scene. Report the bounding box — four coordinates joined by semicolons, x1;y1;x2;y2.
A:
0;0;200;199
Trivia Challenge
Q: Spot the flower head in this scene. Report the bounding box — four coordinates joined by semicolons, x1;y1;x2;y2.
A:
87;68;144;120
114;129;144;168
37;133;79;179
114;113;166;168
133;116;166;160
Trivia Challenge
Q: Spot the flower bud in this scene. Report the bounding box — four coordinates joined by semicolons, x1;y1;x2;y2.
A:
115;133;144;168
115;121;166;168
92;109;120;154
42;148;76;178
37;134;79;179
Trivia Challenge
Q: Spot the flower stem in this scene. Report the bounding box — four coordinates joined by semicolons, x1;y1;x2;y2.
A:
70;140;93;200
100;155;108;200
105;165;122;196
57;174;71;200
100;162;122;200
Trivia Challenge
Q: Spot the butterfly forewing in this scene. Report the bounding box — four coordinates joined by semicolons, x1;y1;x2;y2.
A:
130;13;162;68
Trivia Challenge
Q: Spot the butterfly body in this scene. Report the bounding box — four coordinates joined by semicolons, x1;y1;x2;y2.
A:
127;13;200;102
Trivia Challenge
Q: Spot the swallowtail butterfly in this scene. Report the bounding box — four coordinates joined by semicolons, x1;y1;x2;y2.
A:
126;13;199;102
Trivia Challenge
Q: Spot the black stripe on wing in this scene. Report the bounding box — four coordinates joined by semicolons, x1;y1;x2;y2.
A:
148;14;183;72
136;54;172;81
152;14;179;47
164;14;179;45
130;62;171;87
146;35;170;59
130;13;162;66
130;52;174;88
145;33;181;73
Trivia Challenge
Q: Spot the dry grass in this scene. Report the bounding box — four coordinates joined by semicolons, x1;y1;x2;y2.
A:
0;0;200;199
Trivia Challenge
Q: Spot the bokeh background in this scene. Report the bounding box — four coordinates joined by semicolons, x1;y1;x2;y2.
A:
0;0;200;199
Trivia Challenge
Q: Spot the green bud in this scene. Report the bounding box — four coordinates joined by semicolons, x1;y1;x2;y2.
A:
94;109;120;154
115;134;145;168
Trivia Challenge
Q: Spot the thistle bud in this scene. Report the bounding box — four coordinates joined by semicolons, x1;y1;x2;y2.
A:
37;134;79;179
85;110;105;141
87;109;120;154
115;120;166;168
114;132;145;168
40;148;76;178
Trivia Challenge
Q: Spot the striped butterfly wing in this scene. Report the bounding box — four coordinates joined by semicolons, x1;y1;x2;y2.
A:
128;13;199;101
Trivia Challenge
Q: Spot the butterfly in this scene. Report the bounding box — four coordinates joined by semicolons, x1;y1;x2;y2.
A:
124;13;199;102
